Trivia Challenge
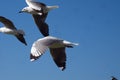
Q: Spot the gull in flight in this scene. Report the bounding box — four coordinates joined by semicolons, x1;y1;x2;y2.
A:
0;16;27;45
111;76;118;80
30;36;78;71
19;0;59;36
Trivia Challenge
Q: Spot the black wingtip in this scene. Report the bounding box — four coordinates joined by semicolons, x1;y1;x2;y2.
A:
30;53;39;61
24;42;27;46
60;66;66;71
54;60;66;71
15;34;27;46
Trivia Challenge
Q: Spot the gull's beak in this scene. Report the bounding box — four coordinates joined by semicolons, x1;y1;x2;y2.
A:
19;11;23;13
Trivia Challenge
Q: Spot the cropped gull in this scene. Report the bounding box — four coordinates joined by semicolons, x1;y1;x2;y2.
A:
0;16;27;45
111;76;118;80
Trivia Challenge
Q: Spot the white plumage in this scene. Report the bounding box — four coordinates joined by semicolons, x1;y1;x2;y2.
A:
19;0;59;37
30;36;78;70
0;16;27;45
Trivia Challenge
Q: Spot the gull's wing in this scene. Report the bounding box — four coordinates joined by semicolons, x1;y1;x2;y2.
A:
32;14;49;36
49;47;66;71
26;0;46;11
30;37;54;61
0;16;16;29
30;36;59;61
15;34;27;45
32;12;48;22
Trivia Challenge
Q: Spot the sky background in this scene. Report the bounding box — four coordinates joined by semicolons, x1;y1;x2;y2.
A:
0;0;120;80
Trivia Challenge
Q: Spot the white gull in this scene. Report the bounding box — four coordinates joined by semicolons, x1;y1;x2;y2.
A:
19;0;59;36
30;36;78;71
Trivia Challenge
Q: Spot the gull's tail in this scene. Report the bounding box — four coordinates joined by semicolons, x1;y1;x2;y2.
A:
63;40;79;48
46;5;59;11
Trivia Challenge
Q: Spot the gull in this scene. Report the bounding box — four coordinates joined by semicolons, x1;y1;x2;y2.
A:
19;0;59;36
111;76;118;80
30;36;78;71
0;16;27;45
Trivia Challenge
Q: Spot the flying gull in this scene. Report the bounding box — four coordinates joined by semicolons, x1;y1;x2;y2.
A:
30;36;78;71
111;76;118;80
0;16;27;45
19;0;59;36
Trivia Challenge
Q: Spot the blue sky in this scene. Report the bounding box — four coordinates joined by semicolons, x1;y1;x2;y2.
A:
0;0;120;80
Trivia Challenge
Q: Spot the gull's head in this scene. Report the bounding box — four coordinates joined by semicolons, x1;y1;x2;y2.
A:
19;7;30;13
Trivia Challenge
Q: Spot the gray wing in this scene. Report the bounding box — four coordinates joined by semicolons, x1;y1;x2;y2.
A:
0;16;16;29
26;0;46;11
32;14;49;36
49;47;66;71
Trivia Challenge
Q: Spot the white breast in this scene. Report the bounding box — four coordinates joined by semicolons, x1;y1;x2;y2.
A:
0;27;17;35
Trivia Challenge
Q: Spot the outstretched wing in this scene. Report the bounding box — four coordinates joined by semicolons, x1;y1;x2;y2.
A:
30;38;49;61
32;14;49;36
30;36;59;61
0;16;16;29
49;47;66;71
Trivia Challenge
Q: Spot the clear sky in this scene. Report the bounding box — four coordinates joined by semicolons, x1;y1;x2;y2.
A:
0;0;120;80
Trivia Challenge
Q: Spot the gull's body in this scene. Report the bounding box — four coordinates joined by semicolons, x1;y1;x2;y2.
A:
30;36;78;71
20;0;59;36
0;16;27;45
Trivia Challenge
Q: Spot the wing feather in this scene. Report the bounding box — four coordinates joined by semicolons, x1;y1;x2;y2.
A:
30;36;59;61
32;15;49;36
30;37;54;61
0;16;16;29
26;0;46;11
49;47;66;71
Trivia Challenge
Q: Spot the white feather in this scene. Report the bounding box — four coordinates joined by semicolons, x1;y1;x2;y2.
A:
30;36;79;61
26;0;42;11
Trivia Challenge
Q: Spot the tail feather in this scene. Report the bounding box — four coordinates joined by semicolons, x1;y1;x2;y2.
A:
46;5;59;11
72;43;79;46
63;40;79;47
